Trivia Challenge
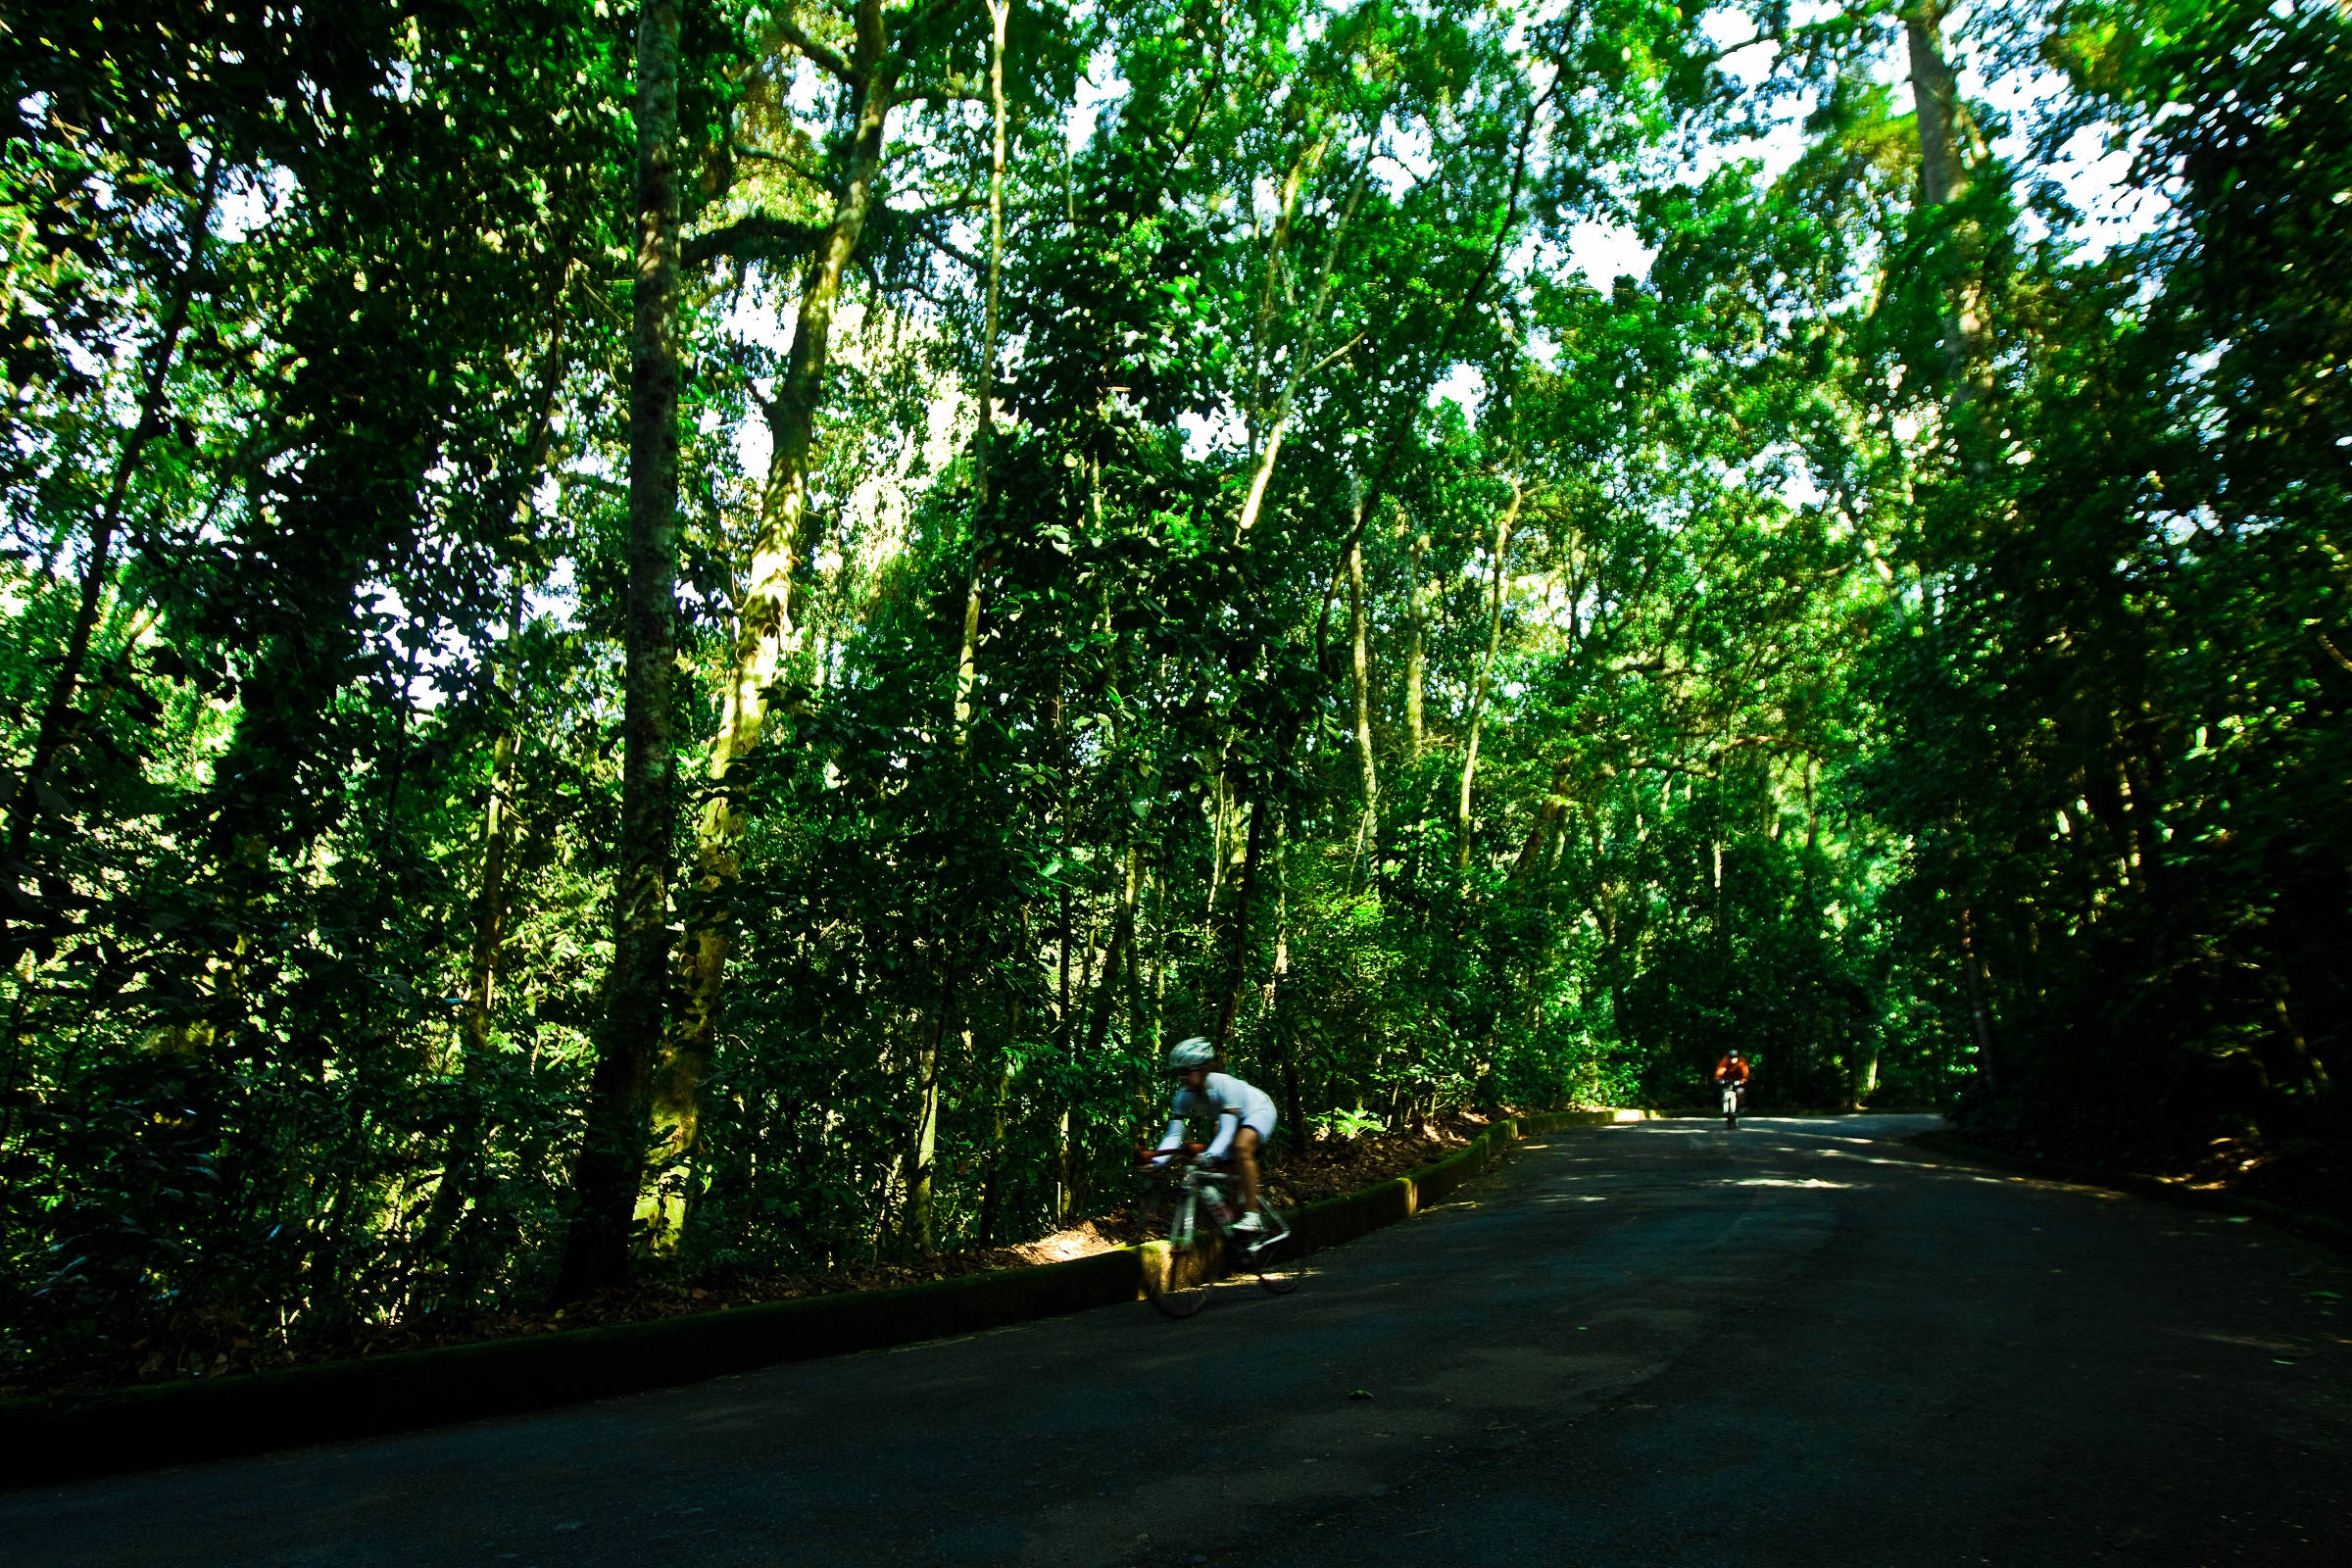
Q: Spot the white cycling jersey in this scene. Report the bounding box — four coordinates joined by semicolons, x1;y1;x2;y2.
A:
1156;1071;1277;1161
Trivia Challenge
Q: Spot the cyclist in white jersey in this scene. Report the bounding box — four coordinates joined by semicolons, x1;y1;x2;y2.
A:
1151;1037;1278;1231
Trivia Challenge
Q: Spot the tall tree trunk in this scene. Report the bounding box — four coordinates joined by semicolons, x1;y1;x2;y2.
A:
557;0;682;1299
1082;844;1143;1058
1347;495;1377;872
460;309;567;1063
1457;480;1523;867
1052;672;1079;1221
657;6;905;1222
1214;795;1269;1048
953;0;1011;747
901;0;1006;1261
1958;904;1998;1098
902;968;952;1252
1204;741;1230;919
5;154;220;898
1129;858;1152;1067
421;314;571;1277
428;596;523;1142
1268;816;1307;1146
1403;516;1428;760
418;604;526;1287
1244;130;1330;448
1905;4;1984;412
976;978;1019;1248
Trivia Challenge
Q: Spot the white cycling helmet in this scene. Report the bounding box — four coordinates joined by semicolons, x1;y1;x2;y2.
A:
1167;1037;1216;1072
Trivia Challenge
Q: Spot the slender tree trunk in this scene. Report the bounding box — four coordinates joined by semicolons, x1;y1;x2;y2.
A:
1347;499;1377;873
1204;742;1230;919
658;7;905;1213
1403;517;1428;760
1232;115;1383;541
458;614;522;990
1050;671;1080;1220
953;0;1011;746
1457;480;1523;866
557;0;682;1299
1308;96;1538;662
460;306;568;1065
419;589;526;1284
425;321;566;1278
1214;796;1269;1048
5;155;219;894
903;0;1011;1264
1129;858;1152;1065
1082;845;1143;1057
1268;817;1307;1146
1147;816;1170;1054
1958;904;1998;1097
973;1001;1011;1259
902;968;952;1252
1245;132;1329;449
1055;858;1136;1222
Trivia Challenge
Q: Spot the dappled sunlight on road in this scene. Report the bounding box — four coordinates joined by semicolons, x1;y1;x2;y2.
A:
1718;1177;1858;1189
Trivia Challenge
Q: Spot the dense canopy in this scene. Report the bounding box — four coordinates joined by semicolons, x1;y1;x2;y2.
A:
4;0;2344;1385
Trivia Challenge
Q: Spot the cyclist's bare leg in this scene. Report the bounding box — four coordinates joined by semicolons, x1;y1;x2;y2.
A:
1233;1125;1263;1211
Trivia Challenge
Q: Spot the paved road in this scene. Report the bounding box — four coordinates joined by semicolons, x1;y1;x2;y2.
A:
6;1116;2348;1568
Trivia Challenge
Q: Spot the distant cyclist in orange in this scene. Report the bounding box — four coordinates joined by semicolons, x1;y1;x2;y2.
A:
1713;1050;1750;1128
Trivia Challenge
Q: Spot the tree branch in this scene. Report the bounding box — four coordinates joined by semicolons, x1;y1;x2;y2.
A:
895;191;987;222
907;222;986;274
901;76;988;107
858;254;949;307
776;18;856;83
1695;26;1786;67
684;213;830;270
1307;327;1369;377
896;0;979;42
732;141;840;193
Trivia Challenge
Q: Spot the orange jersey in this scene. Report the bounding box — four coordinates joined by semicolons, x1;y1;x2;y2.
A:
1713;1055;1749;1083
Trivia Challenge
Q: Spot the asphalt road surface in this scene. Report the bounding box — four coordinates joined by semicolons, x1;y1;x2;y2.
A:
7;1115;2348;1568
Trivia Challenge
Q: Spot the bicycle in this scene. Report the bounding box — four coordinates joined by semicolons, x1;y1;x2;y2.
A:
1131;1144;1298;1318
1719;1078;1744;1129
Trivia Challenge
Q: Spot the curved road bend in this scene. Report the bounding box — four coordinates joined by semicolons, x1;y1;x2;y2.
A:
5;1115;2348;1568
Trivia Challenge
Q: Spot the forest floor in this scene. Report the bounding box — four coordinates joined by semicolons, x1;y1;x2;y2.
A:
3;1115;1498;1403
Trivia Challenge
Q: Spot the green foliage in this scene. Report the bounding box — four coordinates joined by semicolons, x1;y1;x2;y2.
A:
4;0;2341;1389
1859;0;2352;1165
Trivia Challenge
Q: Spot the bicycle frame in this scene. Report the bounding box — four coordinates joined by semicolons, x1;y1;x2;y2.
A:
1155;1160;1291;1255
1164;1163;1226;1248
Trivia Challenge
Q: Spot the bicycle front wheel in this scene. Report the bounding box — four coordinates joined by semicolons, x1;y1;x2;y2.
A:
1138;1191;1220;1318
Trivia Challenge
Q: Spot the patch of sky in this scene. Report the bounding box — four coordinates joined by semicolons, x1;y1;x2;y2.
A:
216;165;298;245
1069;40;1123;156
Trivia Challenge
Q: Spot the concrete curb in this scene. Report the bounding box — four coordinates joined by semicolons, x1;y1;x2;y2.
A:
1907;1129;2352;1256
0;1106;1653;1488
